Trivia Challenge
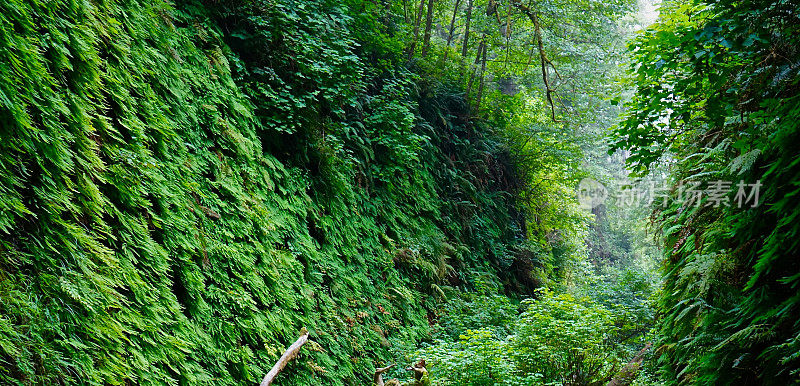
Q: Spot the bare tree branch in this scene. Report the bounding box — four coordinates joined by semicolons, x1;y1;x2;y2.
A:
373;364;396;386
260;329;310;386
512;0;562;122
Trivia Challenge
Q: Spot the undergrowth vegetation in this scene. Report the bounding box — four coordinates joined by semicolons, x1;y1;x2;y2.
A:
0;0;535;383
10;0;779;383
0;0;615;383
401;266;658;385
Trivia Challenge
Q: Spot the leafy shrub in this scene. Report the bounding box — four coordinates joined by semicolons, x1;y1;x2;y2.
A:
411;290;640;385
512;291;622;385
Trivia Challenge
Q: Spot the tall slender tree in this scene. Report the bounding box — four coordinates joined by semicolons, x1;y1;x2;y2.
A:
461;0;473;58
407;0;427;59
421;0;436;56
475;40;488;111
466;37;485;99
443;0;462;60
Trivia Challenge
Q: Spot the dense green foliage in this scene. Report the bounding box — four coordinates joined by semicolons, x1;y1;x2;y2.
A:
612;0;800;383
14;0;798;383
404;266;657;385
0;0;539;383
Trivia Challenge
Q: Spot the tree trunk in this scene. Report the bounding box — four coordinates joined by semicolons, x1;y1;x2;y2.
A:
607;343;652;386
421;0;436;57
475;41;488;112
504;0;512;38
461;0;473;58
465;38;485;99
407;0;427;60
443;0;462;60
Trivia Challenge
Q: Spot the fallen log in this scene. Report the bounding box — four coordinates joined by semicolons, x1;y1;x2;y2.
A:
373;364;395;386
406;359;430;386
260;328;309;386
607;342;652;386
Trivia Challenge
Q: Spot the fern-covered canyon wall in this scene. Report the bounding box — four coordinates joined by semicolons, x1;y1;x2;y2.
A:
610;0;800;382
0;0;547;384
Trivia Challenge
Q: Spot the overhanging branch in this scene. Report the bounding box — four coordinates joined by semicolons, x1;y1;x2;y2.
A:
512;0;562;122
